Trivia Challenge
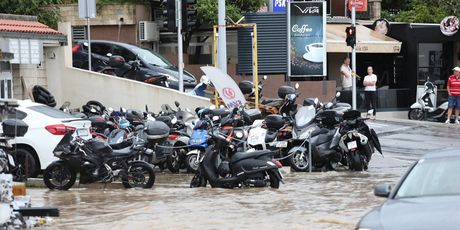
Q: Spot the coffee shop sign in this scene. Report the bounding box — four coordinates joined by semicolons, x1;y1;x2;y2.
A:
292;24;312;33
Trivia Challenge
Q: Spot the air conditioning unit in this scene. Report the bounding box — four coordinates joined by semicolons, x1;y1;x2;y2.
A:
139;21;159;42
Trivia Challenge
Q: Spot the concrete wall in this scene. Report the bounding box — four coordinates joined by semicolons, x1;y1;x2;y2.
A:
44;22;210;113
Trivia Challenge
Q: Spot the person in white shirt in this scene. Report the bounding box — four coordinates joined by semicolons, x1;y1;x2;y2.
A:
340;57;353;91
363;66;377;117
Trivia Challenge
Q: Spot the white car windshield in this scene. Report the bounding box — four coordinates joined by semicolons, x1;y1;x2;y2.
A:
130;46;173;67
295;106;315;127
396;157;460;198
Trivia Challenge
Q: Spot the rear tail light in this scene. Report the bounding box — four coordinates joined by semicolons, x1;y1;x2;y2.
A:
274;160;283;168
45;124;76;135
72;44;81;53
168;134;178;140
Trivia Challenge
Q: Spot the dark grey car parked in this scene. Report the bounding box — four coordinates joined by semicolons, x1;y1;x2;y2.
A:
72;40;197;90
356;150;460;230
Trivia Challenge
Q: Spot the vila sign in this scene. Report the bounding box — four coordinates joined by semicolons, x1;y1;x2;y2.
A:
348;0;368;12
288;1;327;77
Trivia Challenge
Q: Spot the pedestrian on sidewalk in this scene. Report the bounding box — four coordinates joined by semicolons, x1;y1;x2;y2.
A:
446;67;460;124
363;66;377;118
340;57;353;91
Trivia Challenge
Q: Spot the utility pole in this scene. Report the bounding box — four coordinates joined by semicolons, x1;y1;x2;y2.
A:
176;0;184;92
351;4;357;110
85;0;92;71
217;0;227;73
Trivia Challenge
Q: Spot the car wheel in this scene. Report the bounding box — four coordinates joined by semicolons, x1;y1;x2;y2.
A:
14;147;40;178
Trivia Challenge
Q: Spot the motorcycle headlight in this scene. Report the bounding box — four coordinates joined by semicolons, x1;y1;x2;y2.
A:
235;131;243;139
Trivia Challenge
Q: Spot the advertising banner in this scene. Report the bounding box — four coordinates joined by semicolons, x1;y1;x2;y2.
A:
200;66;246;109
288;1;327;77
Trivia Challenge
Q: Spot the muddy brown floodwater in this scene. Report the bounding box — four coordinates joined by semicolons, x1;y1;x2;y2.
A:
29;154;411;230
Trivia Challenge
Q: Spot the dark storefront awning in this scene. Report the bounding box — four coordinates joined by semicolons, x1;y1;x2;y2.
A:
327;24;402;53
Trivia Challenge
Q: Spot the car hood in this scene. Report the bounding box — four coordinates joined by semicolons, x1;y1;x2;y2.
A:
359;196;460;230
148;65;196;83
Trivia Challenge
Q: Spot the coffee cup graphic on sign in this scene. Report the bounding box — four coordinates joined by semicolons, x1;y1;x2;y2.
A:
303;42;324;63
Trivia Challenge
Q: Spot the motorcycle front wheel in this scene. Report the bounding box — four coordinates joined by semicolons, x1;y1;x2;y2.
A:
408;108;424;120
190;173;207;188
288;150;309;172
122;162;155;188
43;162;76;190
185;153;199;173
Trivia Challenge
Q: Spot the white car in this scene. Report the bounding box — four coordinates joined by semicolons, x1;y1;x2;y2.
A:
8;100;91;177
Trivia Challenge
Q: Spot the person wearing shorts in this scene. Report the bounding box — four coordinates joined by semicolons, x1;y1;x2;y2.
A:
446;67;460;124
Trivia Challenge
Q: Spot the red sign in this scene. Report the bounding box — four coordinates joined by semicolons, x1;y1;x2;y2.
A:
348;0;367;12
222;87;236;99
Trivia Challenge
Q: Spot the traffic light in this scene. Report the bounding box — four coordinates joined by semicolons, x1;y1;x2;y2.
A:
182;0;196;32
345;26;356;48
162;0;176;32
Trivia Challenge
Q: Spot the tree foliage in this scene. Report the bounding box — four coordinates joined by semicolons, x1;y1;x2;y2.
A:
0;0;63;28
382;0;460;23
195;0;266;25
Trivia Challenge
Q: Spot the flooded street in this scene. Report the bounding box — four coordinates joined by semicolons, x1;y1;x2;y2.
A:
29;121;460;229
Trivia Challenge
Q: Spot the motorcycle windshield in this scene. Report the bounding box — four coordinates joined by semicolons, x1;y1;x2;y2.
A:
295;105;316;127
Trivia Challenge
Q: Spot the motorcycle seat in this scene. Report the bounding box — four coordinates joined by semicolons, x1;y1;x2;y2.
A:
261;98;283;105
110;146;133;156
230;150;273;164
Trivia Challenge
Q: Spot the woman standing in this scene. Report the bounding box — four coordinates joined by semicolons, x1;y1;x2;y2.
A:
363;66;377;118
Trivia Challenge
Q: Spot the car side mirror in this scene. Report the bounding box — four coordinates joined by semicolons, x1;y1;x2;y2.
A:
175;101;180;108
374;183;392;198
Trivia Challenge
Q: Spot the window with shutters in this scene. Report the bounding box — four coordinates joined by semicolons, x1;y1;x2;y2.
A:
72;26;86;41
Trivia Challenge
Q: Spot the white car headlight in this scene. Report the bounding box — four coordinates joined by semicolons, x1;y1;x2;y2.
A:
164;74;179;82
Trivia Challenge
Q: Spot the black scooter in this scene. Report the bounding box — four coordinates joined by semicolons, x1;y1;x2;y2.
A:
190;118;283;189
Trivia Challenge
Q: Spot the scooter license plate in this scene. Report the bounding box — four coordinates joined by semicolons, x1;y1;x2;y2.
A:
76;129;89;137
347;141;358;150
7;154;15;167
275;141;288;148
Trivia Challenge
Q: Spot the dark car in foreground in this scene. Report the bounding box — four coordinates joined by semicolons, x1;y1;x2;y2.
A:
356;150;460;230
72;40;197;90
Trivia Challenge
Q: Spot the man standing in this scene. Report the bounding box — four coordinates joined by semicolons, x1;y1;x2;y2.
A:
363;66;377;118
340;57;352;91
446;67;460;124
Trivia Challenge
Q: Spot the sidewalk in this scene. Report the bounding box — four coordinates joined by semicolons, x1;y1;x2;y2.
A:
371;110;459;128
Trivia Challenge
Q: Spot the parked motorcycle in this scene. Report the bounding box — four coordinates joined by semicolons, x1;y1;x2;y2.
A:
0;119;29;181
288;105;343;171
190;117;283;189
408;78;448;121
43;129;155;190
338;110;382;171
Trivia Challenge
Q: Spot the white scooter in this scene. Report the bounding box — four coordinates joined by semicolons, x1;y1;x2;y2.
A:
408;78;448;121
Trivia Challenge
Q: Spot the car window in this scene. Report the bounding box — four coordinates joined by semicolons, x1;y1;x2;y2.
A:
28;105;77;119
129;46;173;67
91;43;112;56
113;45;136;61
395;157;460;198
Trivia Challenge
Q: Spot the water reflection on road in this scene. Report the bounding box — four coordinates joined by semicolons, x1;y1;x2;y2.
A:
30;154;411;230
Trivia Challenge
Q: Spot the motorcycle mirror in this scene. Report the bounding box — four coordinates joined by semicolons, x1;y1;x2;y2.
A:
175;101;180;108
336;92;341;98
121;107;127;113
295;83;300;89
145;105;149;112
263;75;267;80
314;98;319;105
210;105;216;110
106;53;112;57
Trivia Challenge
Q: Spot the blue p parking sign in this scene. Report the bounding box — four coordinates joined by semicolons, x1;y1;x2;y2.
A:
273;0;287;12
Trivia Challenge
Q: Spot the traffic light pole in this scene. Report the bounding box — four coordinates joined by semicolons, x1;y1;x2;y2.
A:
351;4;357;110
176;0;184;92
